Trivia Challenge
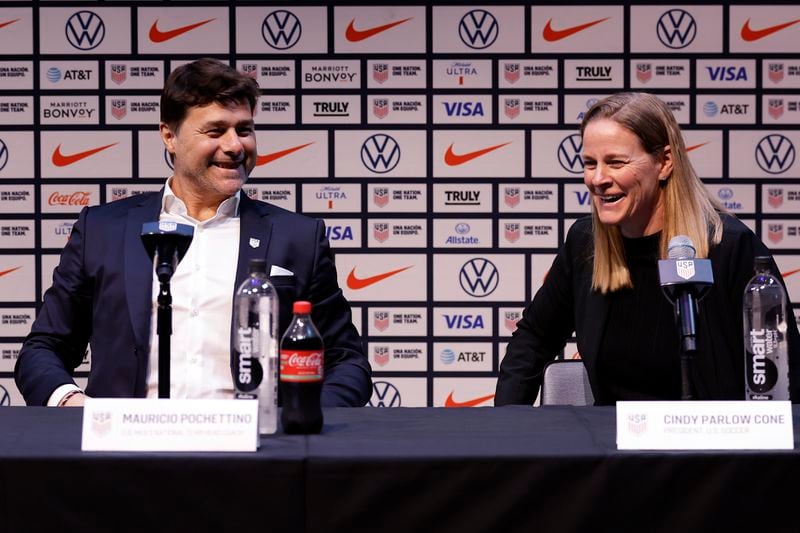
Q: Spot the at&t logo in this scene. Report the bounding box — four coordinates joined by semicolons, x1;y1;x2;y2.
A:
370;381;401;407
361;134;400;173
0;138;8;172
656;9;696;49
262;10;301;50
459;258;499;297
755;135;796;175
65;11;105;50
459;9;498;49
558;134;584;174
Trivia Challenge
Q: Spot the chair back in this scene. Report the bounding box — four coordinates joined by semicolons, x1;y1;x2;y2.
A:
540;359;594;406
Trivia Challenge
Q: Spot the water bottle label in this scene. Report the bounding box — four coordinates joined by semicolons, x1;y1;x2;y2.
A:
280;349;323;382
234;326;263;392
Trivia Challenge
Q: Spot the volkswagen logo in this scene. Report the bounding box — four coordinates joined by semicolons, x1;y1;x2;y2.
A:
558;134;584;174
261;10;302;50
656;9;697;49
458;9;498;49
65;11;106;51
755;134;796;175
0;139;8;172
361;134;401;174
369;381;401;407
0;384;11;407
163;148;174;170
459;258;499;297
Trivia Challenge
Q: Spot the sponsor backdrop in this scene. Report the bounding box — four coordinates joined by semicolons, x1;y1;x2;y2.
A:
1;1;799;408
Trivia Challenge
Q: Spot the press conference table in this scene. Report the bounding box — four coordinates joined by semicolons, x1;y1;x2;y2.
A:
2;406;800;533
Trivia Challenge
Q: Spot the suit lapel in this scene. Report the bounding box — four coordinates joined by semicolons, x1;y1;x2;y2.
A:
124;191;163;350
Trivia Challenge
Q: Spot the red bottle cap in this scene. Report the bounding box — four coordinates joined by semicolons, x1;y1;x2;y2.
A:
293;301;312;314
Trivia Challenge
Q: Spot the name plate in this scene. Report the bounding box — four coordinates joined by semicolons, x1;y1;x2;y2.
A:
617;401;794;450
81;398;258;452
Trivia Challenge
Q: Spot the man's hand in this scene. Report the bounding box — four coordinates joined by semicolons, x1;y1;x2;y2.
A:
60;391;87;407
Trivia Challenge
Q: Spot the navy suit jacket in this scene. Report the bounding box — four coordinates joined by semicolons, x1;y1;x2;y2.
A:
15;191;372;407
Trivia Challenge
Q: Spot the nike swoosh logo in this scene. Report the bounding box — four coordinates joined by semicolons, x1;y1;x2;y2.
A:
346;266;412;290
52;143;119;167
542;17;610;42
0;19;20;30
686;142;709;152
0;266;21;278
741;18;800;42
445;392;495;408
781;268;800;278
256;142;315;166
444;142;511;166
149;18;216;43
345;17;412;42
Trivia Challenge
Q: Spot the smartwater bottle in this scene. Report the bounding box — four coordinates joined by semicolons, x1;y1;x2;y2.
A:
743;256;791;400
233;259;279;434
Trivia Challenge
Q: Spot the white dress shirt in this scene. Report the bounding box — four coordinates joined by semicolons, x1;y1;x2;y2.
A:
145;179;241;399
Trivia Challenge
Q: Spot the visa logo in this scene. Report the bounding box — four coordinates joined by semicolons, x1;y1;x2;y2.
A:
325;225;354;240
705;66;748;82
574;190;590;205
443;314;485;329
443;102;485;117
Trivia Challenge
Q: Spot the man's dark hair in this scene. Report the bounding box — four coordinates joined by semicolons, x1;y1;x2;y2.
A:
160;58;260;130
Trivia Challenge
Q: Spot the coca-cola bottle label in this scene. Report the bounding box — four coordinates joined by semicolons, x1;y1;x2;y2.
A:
280;349;323;382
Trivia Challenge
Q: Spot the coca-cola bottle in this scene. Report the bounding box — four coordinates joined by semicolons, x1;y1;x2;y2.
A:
280;301;324;434
233;259;279;435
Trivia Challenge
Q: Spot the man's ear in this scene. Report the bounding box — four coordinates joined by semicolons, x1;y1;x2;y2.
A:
159;122;176;157
658;145;673;182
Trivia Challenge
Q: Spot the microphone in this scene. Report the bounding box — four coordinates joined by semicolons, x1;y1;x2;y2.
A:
140;221;194;282
658;235;714;400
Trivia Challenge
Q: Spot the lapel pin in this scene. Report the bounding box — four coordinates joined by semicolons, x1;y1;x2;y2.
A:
249;238;260;249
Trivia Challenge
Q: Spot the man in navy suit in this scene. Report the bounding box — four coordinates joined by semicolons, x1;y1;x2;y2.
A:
15;58;371;407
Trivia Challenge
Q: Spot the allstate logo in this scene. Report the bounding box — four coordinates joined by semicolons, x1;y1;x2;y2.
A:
46;67;62;83
459;257;499;297
361;134;401;173
458;9;498;49
717;187;734;200
65;11;106;51
440;348;456;365
558;134;584;174
262;10;302;50
755;134;796;175
0;138;8;172
656;9;697;49
455;222;470;234
369;381;401;407
703;101;718;117
0;384;10;407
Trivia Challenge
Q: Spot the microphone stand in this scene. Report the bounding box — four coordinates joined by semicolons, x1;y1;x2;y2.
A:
676;292;697;401
157;277;173;399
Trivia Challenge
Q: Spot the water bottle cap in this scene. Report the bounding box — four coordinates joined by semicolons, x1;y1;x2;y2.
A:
248;258;267;275
754;256;771;270
293;301;312;314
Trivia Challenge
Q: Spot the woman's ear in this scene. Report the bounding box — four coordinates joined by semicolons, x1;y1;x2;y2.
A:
658;145;673;182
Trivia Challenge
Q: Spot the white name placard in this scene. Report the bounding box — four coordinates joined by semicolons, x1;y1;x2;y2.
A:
617;401;794;450
81;398;258;452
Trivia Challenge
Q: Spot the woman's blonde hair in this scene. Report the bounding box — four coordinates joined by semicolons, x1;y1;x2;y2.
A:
579;92;723;293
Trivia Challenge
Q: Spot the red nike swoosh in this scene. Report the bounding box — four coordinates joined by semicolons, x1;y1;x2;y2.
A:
345;17;412;42
0;267;21;278
781;268;800;278
149;18;216;43
686;142;709;152
256;142;314;166
0;19;20;30
346;266;412;290
444;142;511;166
445;391;495;408
542;17;610;42
52;143;119;167
741;18;800;42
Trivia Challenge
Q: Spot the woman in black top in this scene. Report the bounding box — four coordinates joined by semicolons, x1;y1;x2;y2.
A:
495;92;800;405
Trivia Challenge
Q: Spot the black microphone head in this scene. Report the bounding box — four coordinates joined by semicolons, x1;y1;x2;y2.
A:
667;235;696;260
141;222;194;281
